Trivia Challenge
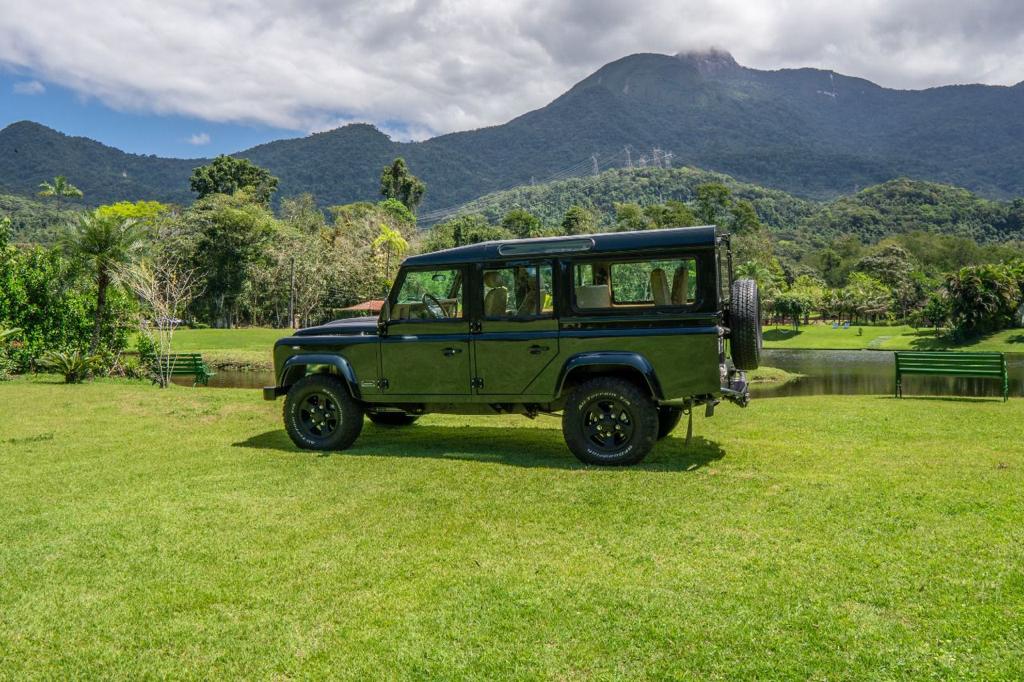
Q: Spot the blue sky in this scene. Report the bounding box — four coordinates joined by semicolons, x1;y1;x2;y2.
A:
1;71;300;158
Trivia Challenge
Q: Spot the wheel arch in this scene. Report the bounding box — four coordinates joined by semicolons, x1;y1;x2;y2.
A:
554;352;664;401
280;354;362;399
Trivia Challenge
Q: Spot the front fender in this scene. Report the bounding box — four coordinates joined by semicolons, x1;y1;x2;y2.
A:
280;353;361;399
554;351;664;400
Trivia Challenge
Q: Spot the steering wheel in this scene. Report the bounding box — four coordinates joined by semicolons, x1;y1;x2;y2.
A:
422;293;446;319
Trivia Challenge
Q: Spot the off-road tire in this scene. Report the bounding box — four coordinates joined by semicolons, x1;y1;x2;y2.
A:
656;406;684;440
562;377;659;465
284;374;364;451
730;278;761;370
367;412;419;427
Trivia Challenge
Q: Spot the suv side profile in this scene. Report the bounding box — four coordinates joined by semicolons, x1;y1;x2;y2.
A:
264;225;760;465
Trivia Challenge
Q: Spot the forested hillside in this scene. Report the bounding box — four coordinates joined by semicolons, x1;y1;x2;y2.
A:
435;168;1024;245
2;50;1023;211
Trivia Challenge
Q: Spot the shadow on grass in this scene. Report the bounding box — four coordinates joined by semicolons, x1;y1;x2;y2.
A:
762;328;803;342
234;425;725;472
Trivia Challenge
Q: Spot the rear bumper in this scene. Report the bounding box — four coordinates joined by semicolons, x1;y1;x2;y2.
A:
263;386;286;401
721;372;749;407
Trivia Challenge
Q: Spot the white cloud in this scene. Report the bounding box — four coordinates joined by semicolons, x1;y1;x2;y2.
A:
186;132;211;145
12;79;45;95
0;1;1021;138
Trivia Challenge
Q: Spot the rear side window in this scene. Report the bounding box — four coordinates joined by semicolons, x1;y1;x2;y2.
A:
482;263;554;318
573;257;697;310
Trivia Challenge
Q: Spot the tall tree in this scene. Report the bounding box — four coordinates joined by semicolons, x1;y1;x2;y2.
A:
694;183;732;224
37;175;84;211
561;205;597;235
189;155;279;205
501;208;542;238
380;158;426;213
61;213;147;353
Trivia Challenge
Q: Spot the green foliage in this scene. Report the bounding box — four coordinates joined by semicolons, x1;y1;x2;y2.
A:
501;208;542;238
0;243;131;372
95;200;171;229
424;214;511;252
0;192;82;244
380;158;425;213
945;264;1021;338
561;205;597;234
38;349;99;384
279;194;326;234
189;155;279;205
177;193;280;327
614;202;648;231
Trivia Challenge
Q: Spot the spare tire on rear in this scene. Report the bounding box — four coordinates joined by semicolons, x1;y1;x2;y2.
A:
729;278;761;370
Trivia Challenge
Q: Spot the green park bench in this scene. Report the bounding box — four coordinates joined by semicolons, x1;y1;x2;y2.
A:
894;351;1008;401
152;353;215;386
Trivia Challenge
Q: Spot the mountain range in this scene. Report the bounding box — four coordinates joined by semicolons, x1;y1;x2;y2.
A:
2;49;1023;212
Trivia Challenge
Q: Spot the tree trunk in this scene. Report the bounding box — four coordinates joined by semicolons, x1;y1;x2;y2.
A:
90;269;109;355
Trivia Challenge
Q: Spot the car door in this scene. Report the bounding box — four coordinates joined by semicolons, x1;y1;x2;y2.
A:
472;261;560;396
380;266;472;396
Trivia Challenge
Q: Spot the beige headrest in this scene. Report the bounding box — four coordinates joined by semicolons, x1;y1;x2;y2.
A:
576;284;611;308
483;271;504;288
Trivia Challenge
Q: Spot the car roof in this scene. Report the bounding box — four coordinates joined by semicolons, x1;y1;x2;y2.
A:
403;224;719;267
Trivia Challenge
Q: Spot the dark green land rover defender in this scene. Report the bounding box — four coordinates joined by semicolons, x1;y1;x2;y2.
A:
264;225;760;465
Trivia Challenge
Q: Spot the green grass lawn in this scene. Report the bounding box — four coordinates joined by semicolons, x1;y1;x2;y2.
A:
764;323;1024;353
2;376;1022;678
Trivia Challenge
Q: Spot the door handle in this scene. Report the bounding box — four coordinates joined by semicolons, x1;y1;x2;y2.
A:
528;345;550;355
442;347;463;357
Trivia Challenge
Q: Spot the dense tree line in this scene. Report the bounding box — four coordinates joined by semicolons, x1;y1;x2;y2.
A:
5;154;1024;385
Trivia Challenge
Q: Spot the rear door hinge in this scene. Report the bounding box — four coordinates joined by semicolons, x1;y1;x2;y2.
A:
471;377;484;389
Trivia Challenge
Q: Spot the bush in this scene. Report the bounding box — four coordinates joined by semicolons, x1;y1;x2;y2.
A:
135;332;158;366
38;349;99;384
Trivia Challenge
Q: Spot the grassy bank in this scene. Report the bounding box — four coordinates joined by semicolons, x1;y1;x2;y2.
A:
764;323;1024;353
2;376;1022;678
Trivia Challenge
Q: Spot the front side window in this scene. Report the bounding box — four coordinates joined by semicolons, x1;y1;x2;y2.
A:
482;264;554;318
392;268;463;320
573;257;697;310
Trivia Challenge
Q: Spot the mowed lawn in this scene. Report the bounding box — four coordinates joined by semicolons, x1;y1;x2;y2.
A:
764;323;1024;353
2;377;1023;678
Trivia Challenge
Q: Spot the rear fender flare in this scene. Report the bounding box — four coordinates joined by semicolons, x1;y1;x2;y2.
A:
554;352;664;400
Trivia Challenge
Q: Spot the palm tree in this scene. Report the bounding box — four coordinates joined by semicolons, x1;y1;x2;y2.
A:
38;175;84;211
61;213;147;354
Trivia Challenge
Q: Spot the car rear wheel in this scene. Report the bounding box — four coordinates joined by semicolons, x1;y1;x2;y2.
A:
367;412;419;427
656;406;684;440
562;377;658;465
284;374;364;451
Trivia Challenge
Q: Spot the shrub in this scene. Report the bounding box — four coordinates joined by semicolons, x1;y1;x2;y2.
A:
38;349;99;384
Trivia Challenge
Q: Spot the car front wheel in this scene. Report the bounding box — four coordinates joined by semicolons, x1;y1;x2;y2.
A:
283;374;364;451
562;377;658;465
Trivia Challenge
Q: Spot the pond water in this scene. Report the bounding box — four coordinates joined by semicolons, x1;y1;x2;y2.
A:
756;349;1023;399
182;350;1023;400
